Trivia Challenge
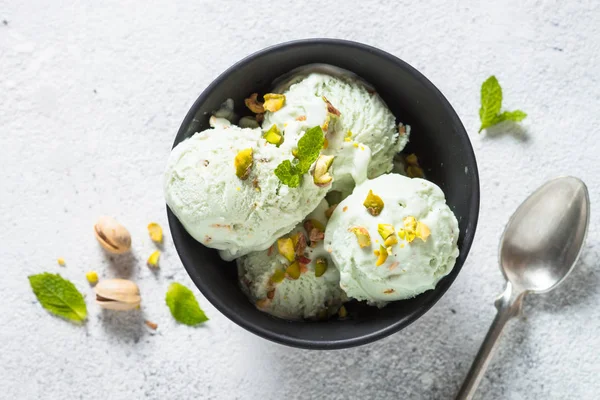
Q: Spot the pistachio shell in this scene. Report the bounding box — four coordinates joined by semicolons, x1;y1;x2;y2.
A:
313;154;335;187
244;93;264;113
94;216;131;254
95;279;141;310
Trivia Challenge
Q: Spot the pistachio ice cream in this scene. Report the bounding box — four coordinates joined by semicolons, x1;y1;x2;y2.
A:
324;174;459;304
266;71;409;194
164;123;330;261
238;201;346;320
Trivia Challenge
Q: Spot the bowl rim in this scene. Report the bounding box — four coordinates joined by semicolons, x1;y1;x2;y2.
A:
167;38;480;350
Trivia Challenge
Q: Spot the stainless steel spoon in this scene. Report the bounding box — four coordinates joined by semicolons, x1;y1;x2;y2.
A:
456;176;590;400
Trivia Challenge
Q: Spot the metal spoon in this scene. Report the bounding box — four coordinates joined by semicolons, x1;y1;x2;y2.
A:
456;176;590;400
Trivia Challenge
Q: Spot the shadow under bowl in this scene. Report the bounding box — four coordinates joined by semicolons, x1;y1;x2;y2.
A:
167;39;480;349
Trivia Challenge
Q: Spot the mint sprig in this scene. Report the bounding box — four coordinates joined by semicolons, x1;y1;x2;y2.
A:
275;126;324;188
479;76;527;133
166;282;209;326
28;273;87;323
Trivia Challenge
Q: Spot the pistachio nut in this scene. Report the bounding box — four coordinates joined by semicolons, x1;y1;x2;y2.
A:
377;224;395;240
322;96;341;116
312;154;335;187
286;261;301;280
263;93;285;112
375;245;388;266
314;258;328;277
277;237;295;262
263;124;284;146
94;216;132;254
349;226;371;248
234;148;253;180
147;222;163;243
363;190;384;216
95;279;141;310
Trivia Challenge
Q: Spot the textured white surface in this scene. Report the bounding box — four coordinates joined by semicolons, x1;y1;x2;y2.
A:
1;1;599;399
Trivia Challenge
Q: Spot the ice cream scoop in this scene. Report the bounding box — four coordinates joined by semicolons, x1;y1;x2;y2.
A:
324;174;459;304
238;200;346;320
265;71;409;195
164;123;329;261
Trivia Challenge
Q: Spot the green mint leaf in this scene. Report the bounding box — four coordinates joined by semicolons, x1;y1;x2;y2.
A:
498;110;527;123
479;75;503;132
166;282;208;326
28;273;87;323
479;76;527;133
274;159;301;188
296;126;324;174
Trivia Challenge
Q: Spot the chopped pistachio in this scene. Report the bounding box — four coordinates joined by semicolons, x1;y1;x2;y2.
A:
405;153;418;165
267;289;275;299
304;219;325;233
86;271;99;285
270;269;286;284
338;305;348;318
363;190;384;216
292;148;299;158
263;124;283;146
256;298;270;309
407;165;424;178
404;216;417;231
322;96;341;116
286;261;301;280
312;154;335;187
325;204;338;219
147;250;160;268
234;148;253;180
147;222;163;243
384;235;398;247
277;238;295;262
315;258;328;277
291;231;307;257
377;224;395;240
57;258;66;266
375;245;388;266
263;93;285;112
244;93;264;113
323;138;329;149
145;320;158;330
416;221;431;241
349;227;371;248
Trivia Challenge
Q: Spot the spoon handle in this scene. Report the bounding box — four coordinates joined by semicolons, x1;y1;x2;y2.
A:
456;282;526;400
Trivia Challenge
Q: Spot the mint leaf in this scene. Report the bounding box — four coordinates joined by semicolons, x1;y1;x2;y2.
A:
166;282;208;326
28;273;87;323
275;126;325;187
498;110;527;122
296;126;324;174
479;76;527;132
274;159;301;188
479;76;503;132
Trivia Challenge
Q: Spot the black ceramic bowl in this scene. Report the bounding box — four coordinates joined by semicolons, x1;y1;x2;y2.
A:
167;39;479;349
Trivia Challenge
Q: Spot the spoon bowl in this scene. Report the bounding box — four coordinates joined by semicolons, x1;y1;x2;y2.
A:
457;176;590;400
499;176;590;293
